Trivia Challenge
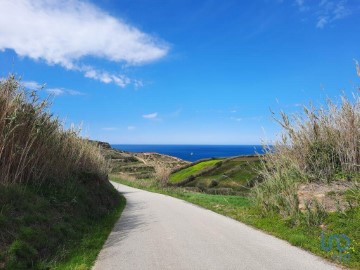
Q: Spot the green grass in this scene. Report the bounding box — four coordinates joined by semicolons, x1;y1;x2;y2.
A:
0;177;124;270
169;157;260;195
188;159;260;190
111;175;360;269
51;195;126;270
170;159;221;183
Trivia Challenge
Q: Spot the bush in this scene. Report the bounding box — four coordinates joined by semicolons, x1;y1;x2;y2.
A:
208;180;219;188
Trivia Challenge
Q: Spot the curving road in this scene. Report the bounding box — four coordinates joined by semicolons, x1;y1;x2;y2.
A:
93;182;340;270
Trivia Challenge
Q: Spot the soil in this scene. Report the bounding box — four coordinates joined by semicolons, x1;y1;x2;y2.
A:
297;181;357;212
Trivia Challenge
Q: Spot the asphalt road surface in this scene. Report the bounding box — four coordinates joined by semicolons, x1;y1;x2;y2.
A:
93;182;340;270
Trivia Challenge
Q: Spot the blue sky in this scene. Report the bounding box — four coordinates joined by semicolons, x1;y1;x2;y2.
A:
0;0;359;144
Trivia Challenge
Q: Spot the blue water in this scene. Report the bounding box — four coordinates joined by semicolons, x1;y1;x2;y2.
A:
111;145;265;162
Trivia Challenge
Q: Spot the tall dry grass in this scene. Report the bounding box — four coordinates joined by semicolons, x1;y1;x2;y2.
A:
0;75;108;187
153;162;171;187
254;64;360;224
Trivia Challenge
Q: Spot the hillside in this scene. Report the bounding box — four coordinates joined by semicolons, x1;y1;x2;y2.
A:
97;143;190;179
170;156;260;195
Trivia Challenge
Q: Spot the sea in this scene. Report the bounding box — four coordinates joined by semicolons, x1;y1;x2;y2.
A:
111;145;265;162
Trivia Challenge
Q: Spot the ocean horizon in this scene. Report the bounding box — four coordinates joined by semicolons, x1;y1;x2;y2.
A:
111;144;265;162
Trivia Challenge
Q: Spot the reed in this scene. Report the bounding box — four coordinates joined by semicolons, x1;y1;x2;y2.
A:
253;64;360;223
0;75;108;187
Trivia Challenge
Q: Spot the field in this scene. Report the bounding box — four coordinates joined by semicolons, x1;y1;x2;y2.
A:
169;159;221;183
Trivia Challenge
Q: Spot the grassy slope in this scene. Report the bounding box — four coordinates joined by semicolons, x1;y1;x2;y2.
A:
111;175;360;269
0;177;125;270
170;159;221;183
186;157;260;190
169;157;260;196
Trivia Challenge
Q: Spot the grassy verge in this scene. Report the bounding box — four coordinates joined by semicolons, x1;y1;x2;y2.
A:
0;177;125;269
111;175;359;269
51;195;126;270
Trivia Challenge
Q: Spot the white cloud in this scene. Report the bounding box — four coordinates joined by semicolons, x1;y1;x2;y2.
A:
142;112;158;119
316;16;328;28
333;1;351;19
47;88;65;96
22;80;44;89
316;0;351;28
127;126;136;130
46;88;84;96
0;0;169;87
133;80;144;90
83;67;131;88
291;0;353;28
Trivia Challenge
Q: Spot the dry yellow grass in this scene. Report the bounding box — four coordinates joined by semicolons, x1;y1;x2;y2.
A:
254;64;360;223
0;75;108;186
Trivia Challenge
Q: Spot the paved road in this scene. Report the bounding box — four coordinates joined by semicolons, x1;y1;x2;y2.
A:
93;182;340;270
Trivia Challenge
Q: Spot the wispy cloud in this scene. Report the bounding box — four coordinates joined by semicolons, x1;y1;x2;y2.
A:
0;0;169;87
291;0;353;28
22;80;84;96
315;0;352;28
295;0;309;11
46;88;84;96
142;112;158;119
127;126;136;131
22;80;44;89
83;67;132;88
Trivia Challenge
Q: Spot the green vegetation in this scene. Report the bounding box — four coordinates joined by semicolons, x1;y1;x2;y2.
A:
168;156;260;195
0;76;124;269
170;159;221;183
52;195;126;270
184;157;260;193
0;179;125;270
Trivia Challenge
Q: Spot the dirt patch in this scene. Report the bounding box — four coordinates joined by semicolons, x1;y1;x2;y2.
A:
297;181;356;212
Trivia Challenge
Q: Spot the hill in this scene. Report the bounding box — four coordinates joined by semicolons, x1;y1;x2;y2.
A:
169;156;260;195
97;143;190;179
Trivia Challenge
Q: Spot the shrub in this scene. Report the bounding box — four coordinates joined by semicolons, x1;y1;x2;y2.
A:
208;180;219;188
